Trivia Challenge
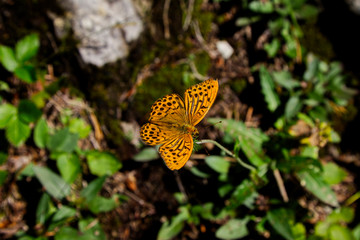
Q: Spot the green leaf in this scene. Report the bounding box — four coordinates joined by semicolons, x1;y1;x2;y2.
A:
80;176;107;202
86;151;122;176
267;208;295;240
15;34;40;62
264;39;280;58
56;153;81;184
304;54;319;81
18;99;42;123
327;207;354;224
0;103;16;128
205;156;230;174
47;128;79;153
235;16;261;26
78;218;106;240
272;71;301;90
14;65;37;83
284;38;298;59
292;223;306;240
52;206;76;222
87;195;118;214
190;166;211;178
36;193;53;225
322;162;347;185
55;227;88;240
6;115;31;146
328;225;354;240
296;170;339;207
34;118;49;148
216;218;249;240
31;90;50;108
192;202;215;220
285;95;303;120
237;139;265;167
353;224;360;240
208;118;268;167
133;147;159;162
259;66;280;112
69;118;91;139
249;1;274;13
157;207;189;240
218;184;233;197
230;179;257;209
33;165;71;199
18;162;35;179
0;45;19;71
0;80;10;91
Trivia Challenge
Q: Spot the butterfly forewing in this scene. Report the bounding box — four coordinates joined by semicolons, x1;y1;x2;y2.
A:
159;134;193;170
148;93;187;125
184;79;218;126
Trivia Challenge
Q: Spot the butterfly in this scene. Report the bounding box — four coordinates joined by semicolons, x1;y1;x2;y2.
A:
140;78;218;170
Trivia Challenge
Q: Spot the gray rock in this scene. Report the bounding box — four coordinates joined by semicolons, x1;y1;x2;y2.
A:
346;0;360;14
57;0;143;67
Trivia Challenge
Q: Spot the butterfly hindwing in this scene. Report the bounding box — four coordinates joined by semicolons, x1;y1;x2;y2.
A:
140;123;182;146
159;134;193;170
184;79;218;126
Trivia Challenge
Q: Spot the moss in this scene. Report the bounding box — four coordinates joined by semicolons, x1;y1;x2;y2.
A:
134;63;189;117
106;118;125;146
231;78;247;94
193;51;211;76
192;0;215;37
133;48;212;119
301;22;335;61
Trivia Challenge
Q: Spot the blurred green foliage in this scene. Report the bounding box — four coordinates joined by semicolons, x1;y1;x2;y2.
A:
1;34;123;240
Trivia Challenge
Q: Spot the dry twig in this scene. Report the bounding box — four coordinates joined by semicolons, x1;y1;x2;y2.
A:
273;169;289;202
163;0;171;39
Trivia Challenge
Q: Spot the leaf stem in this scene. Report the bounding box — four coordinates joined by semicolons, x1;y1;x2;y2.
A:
196;139;256;172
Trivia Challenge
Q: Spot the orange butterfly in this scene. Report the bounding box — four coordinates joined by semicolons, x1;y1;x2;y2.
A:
140;79;218;170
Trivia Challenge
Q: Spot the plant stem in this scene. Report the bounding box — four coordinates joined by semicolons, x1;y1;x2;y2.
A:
196;139;256;172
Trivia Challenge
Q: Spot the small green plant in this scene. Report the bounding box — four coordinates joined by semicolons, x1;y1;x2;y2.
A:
236;0;319;60
312;207;360;240
0;34;40;83
260;53;356;122
0;34;124;240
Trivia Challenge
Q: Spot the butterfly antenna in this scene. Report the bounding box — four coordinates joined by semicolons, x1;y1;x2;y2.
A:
203;120;222;130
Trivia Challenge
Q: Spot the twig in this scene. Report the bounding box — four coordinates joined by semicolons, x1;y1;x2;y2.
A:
183;0;195;31
189;60;209;81
123;189;147;206
196;139;256;172
273;169;289;202
191;21;216;58
174;171;188;202
163;0;171;39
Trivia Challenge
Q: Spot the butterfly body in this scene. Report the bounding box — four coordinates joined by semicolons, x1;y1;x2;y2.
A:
180;123;199;136
140;79;218;170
